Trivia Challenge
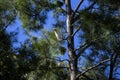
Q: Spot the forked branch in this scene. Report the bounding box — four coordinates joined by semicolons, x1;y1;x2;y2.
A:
71;0;84;19
72;25;81;37
72;0;96;24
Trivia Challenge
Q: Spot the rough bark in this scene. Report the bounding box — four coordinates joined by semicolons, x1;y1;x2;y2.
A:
65;0;77;80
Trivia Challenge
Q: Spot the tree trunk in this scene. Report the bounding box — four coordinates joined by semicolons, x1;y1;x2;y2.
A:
109;54;117;80
65;0;77;80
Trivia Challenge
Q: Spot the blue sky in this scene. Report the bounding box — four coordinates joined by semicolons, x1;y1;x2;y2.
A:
6;17;28;48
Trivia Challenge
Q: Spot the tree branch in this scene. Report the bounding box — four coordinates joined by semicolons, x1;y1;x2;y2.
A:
72;25;81;37
72;0;96;24
76;59;110;79
84;0;96;11
75;32;110;59
55;57;69;63
71;0;84;19
81;74;93;80
109;54;118;80
60;7;66;13
74;42;88;52
77;43;91;59
38;66;69;70
76;71;93;80
74;41;93;59
1;14;17;32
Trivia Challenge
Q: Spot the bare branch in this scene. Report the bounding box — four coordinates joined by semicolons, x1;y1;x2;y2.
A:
1;14;17;32
60;7;66;13
74;42;88;52
75;32;110;59
84;0;96;11
72;0;96;24
76;71;93;80
71;0;84;19
74;40;95;59
76;42;91;59
72;25;81;37
76;59;110;79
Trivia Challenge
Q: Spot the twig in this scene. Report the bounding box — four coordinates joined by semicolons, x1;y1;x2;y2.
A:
1;14;17;32
84;0;96;11
72;25;81;37
76;71;93;80
76;42;91;58
60;7;66;13
74;42;87;52
71;0;84;19
74;40;94;59
76;59;110;79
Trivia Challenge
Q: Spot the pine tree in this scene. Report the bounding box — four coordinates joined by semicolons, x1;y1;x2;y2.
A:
0;0;120;80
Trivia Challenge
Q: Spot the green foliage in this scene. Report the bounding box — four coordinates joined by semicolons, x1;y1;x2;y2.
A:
0;0;15;10
54;0;64;7
59;46;66;55
16;0;52;30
